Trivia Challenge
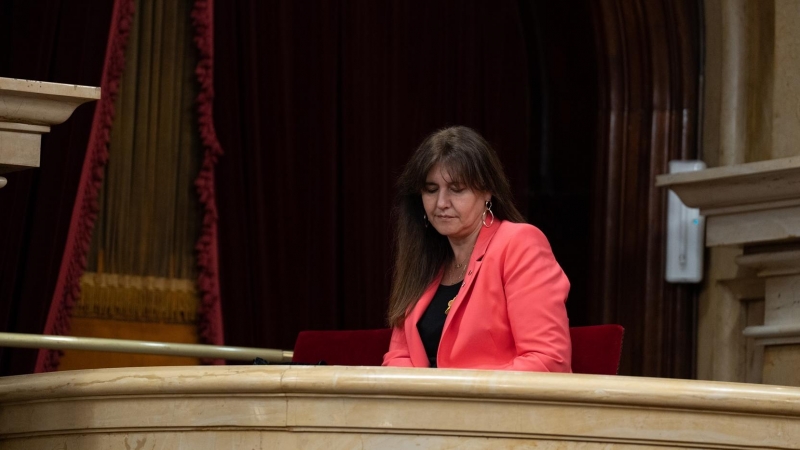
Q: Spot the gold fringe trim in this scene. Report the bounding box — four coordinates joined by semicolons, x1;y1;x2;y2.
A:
76;272;199;324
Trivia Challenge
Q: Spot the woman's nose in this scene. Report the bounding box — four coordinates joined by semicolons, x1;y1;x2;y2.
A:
436;191;449;208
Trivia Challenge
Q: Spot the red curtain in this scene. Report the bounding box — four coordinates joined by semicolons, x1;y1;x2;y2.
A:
0;0;115;375
35;0;136;373
0;0;701;378
191;0;225;352
36;0;226;370
212;0;532;351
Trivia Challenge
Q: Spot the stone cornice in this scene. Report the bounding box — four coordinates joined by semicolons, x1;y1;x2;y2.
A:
656;157;800;215
0;77;100;176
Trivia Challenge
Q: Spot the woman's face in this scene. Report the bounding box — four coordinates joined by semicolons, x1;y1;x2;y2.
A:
421;163;491;241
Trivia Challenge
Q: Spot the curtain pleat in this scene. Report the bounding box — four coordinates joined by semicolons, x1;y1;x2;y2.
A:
190;0;225;350
80;0;201;327
0;0;115;376
35;0;137;373
212;0;530;351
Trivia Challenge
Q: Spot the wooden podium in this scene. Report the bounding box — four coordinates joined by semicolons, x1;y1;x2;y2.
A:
2;365;800;449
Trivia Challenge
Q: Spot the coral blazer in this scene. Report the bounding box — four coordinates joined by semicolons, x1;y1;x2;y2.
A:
383;220;571;372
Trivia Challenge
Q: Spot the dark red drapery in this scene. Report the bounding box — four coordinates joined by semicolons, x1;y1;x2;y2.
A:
36;0;227;370
212;0;532;351
0;0;116;375
34;0;136;373
0;0;701;379
191;0;226;351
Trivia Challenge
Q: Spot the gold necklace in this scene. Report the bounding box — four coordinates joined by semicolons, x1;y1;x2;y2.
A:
446;250;470;284
445;247;473;315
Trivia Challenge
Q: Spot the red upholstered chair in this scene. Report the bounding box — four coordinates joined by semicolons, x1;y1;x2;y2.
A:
291;328;393;366
292;325;624;374
570;324;624;375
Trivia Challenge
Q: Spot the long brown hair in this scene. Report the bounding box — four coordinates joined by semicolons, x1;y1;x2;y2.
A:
387;126;525;327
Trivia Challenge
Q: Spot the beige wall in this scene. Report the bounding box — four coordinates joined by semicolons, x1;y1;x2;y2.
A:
698;0;800;382
772;0;800;158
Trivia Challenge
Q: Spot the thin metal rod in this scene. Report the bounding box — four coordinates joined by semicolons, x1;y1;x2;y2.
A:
0;332;293;362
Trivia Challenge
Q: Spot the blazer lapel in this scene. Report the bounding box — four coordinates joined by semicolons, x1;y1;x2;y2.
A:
441;220;502;335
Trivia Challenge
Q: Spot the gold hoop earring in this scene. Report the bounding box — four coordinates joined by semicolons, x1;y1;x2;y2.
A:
482;201;494;228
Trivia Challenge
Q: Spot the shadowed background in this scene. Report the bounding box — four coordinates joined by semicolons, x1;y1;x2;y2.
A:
0;0;701;378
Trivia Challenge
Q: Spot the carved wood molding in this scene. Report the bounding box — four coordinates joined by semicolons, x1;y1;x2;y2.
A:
589;0;702;378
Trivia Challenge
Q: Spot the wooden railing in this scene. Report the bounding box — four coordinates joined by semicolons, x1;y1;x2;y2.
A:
0;332;293;363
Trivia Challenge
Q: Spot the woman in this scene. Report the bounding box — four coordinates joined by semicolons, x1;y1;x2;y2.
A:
382;126;571;372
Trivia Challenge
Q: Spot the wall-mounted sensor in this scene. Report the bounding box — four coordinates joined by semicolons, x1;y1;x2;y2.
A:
665;160;706;283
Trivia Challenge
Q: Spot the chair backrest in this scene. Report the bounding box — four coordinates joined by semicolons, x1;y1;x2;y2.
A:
291;328;393;366
292;325;624;374
570;324;624;375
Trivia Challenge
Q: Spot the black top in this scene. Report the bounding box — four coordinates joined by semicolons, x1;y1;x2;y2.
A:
416;281;462;368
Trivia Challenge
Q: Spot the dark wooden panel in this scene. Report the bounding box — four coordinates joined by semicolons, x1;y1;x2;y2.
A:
588;0;702;378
